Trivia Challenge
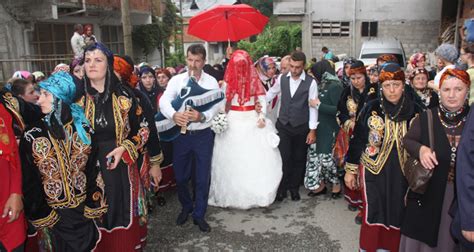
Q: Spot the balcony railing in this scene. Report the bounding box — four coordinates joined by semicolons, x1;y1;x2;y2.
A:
0;55;73;84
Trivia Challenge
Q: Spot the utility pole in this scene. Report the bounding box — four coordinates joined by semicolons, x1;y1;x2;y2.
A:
121;0;134;57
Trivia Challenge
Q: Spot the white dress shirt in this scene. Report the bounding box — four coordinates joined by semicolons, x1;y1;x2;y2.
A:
71;32;85;59
265;71;319;129
159;71;222;130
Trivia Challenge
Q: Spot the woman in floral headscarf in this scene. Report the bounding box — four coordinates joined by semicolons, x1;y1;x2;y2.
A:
255;56;279;122
20;72;102;251
409;67;439;109
208;50;282;209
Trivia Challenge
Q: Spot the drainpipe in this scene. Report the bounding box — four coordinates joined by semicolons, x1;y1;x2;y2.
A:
60;0;87;17
352;0;356;57
23;22;34;70
453;0;462;47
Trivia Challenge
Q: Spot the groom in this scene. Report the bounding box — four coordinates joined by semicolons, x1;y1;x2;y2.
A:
266;50;318;201
159;44;221;232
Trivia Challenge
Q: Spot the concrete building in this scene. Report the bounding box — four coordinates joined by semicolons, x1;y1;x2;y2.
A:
171;0;237;65
274;0;447;61
0;0;155;83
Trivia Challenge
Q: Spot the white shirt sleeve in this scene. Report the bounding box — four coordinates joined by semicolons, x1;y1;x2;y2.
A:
258;95;267;115
265;75;282;103
308;79;319;129
158;76;180;120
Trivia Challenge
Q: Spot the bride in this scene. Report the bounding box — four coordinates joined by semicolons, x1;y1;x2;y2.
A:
208;50;282;209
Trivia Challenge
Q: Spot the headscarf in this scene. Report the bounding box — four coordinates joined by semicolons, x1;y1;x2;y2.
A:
137;66;161;105
377;54;398;65
83;42;117;128
224;50;266;106
32;71;45;80
70;57;83;71
379;62;405;83
439;68;471;89
410;53;425;68
53;63;70;74
409;67;429;82
348;60;369;104
256;56;276;75
368;64;378;75
114;55;139;88
6;71;32;90
379;63;413;121
39;72;91;145
349;60;367;76
435;43;458;63
340;57;356;88
311;60;335;83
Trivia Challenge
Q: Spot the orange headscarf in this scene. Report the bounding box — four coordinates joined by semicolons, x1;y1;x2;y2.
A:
113;55;139;88
439;68;471;89
379;63;405;83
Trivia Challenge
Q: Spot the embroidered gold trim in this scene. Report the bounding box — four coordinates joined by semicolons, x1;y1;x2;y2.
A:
361;114;408;175
84;205;108;219
345;162;359;174
3;92;25;131
31;210;60;228
122;139;138;162
150;152;164;166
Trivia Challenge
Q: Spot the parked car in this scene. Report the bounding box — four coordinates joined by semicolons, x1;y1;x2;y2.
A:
358;38;406;67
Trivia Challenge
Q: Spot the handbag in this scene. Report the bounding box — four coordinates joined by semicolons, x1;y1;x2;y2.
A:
403;109;434;194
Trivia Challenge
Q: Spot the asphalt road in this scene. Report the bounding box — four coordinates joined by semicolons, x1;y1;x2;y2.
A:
145;187;359;251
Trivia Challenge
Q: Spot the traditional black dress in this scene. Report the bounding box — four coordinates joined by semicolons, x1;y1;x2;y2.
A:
78;80;152;251
20;120;102;252
345;96;422;252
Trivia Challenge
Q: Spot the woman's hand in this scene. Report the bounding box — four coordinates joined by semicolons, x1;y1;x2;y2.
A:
2;193;23;223
344;173;358;190
419;145;438;170
257;118;266;128
106;146;126;170
309;98;321;108
149;165;162;192
462;230;474;242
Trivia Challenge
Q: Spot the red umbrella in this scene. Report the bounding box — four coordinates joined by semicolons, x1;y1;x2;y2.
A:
187;4;269;42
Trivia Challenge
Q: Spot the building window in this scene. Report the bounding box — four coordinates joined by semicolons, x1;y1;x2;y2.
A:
101;25;125;55
32;23;75;56
312;21;350;37
361;21;378;37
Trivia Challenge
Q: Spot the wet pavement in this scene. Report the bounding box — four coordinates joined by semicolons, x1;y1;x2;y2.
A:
145;188;359;251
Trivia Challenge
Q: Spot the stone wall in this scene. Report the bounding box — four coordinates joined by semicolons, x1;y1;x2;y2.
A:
308;20;440;60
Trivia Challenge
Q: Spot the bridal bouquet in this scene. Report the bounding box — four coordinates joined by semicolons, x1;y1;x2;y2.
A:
211;112;228;134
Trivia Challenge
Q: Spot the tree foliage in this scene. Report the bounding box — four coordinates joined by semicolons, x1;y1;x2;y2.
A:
237;24;301;60
132;0;180;56
240;0;273;18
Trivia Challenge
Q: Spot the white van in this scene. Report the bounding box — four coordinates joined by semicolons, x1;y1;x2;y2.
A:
358;39;406;67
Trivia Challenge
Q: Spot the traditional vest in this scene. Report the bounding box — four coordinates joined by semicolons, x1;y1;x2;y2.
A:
278;74;312;127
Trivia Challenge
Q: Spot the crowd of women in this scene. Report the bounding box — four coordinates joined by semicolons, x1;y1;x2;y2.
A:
1;39;474;252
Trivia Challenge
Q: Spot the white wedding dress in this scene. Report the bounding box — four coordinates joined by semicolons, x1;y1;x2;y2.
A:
208;95;282;209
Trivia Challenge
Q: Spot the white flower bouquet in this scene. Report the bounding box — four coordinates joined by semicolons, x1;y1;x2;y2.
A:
211;112;228;134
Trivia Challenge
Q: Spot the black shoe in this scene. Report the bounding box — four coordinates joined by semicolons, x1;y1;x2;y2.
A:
176;210;190;226
290;191;300;201
275;191;287;202
193;218;211;232
331;191;342;199
307;187;327;197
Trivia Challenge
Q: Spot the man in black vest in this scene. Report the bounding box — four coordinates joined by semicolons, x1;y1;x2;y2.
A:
266;51;318;201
